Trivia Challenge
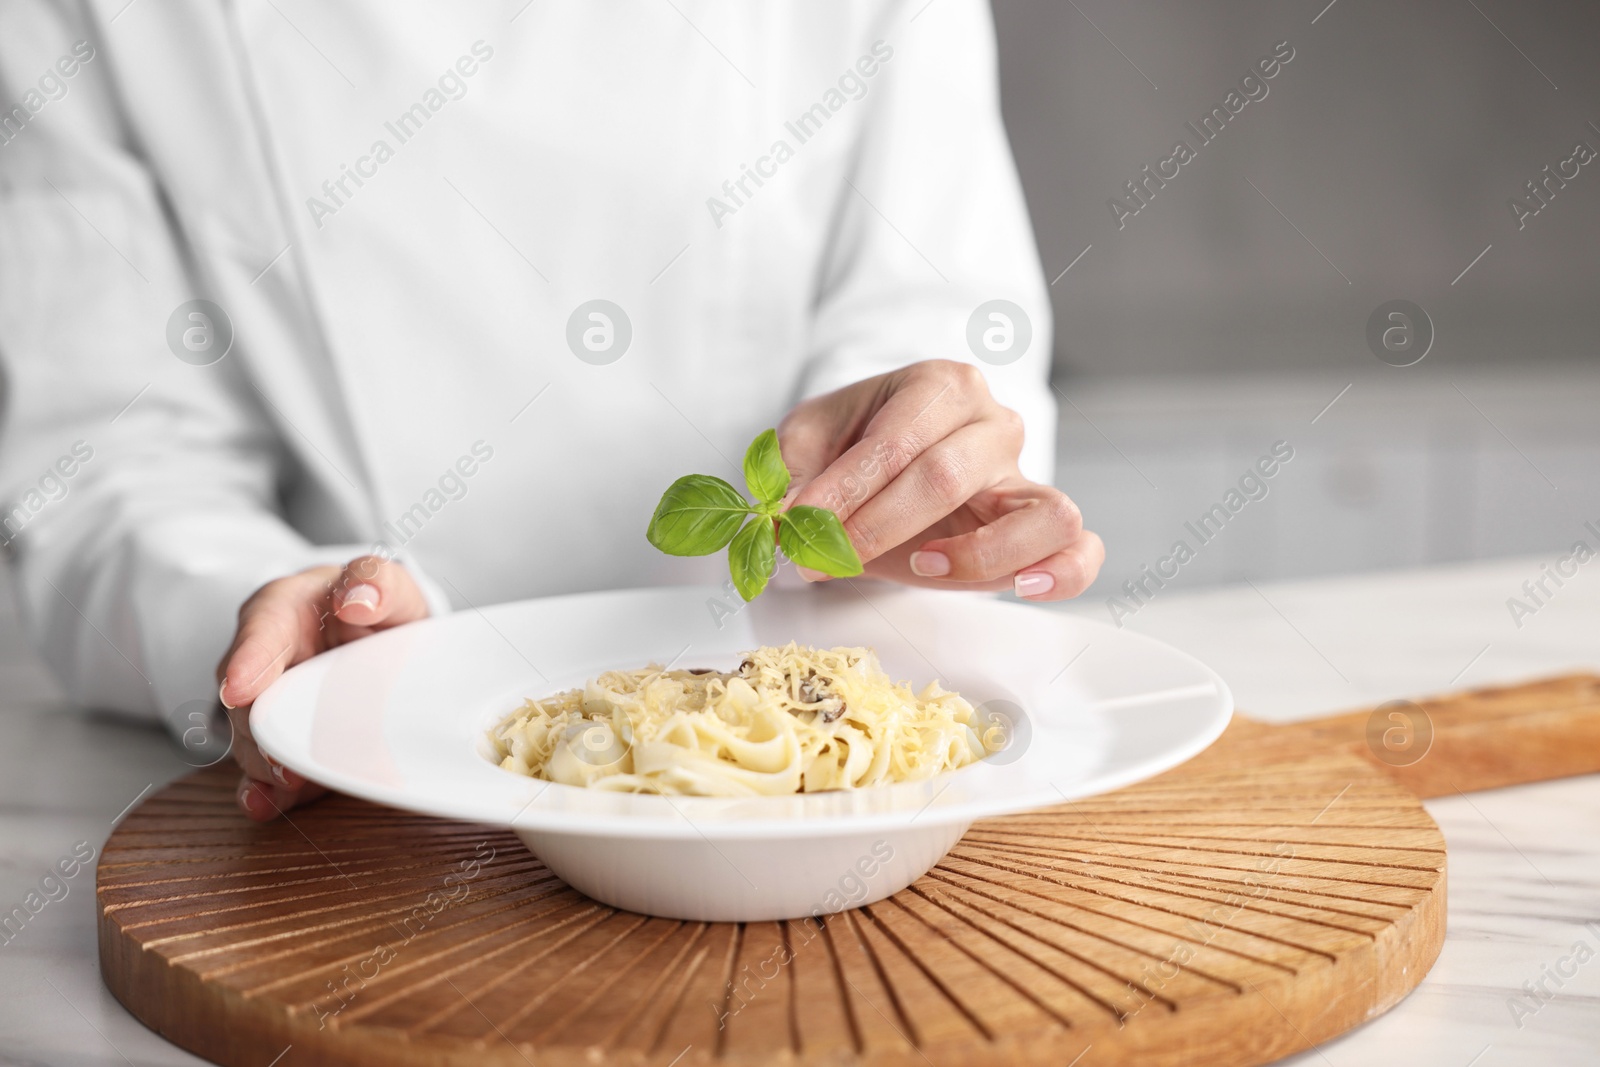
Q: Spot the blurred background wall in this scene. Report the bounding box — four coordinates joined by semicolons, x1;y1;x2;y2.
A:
990;0;1599;597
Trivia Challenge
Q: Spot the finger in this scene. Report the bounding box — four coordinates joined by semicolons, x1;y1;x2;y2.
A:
237;773;328;822
225;705;272;780
1011;529;1106;602
838;418;1020;566
218;569;337;708
330;555;429;629
237;774;274;821
774;384;868;495
224;705;304;786
909;482;1083;583
229;704;324;822
785;361;981;522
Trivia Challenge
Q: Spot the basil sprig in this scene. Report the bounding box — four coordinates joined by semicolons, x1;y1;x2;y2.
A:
646;428;863;600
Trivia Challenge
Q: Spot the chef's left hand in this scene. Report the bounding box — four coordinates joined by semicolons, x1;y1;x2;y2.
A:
778;360;1103;601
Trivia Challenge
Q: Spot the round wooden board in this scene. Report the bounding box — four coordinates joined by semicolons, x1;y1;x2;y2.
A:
97;714;1450;1067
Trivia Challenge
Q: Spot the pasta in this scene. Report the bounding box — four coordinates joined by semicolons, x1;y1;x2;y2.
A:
488;643;990;796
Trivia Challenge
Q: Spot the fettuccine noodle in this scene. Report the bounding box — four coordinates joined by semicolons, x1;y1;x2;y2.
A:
489;643;989;795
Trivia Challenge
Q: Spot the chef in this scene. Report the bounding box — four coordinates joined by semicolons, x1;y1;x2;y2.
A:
0;0;1101;817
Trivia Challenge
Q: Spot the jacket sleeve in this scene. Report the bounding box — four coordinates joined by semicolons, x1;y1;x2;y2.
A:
0;3;444;730
799;0;1057;484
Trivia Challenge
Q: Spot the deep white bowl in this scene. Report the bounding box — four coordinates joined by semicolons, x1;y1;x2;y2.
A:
253;584;1231;921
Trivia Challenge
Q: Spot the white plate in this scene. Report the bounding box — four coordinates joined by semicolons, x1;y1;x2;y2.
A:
253;583;1232;921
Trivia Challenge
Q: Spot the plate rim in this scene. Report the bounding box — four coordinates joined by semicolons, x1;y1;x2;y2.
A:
252;584;1234;839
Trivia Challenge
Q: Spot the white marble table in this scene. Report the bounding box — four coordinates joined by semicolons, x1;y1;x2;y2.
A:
0;556;1596;1065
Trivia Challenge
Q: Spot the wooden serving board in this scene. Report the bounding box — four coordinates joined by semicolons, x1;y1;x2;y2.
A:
99;674;1600;1067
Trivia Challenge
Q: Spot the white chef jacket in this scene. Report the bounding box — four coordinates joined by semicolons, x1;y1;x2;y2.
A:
0;0;1054;727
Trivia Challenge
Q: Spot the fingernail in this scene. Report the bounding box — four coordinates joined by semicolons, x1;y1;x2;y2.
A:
267;760;301;788
1014;571;1055;598
219;680;235;710
237;778;259;817
910;551;950;577
797;567;832;583
342;583;380;610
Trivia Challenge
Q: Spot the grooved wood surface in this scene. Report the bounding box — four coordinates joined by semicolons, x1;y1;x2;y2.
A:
97;675;1600;1067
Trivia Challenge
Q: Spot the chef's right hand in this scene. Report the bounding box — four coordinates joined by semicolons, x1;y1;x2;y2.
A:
216;556;430;821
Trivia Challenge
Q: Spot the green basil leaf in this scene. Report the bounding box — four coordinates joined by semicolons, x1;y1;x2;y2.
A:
728;517;777;602
646;475;753;556
777;505;863;577
743;428;790;506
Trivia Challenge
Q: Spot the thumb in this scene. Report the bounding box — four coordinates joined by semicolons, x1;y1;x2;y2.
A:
776;379;876;504
331;555;430;628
